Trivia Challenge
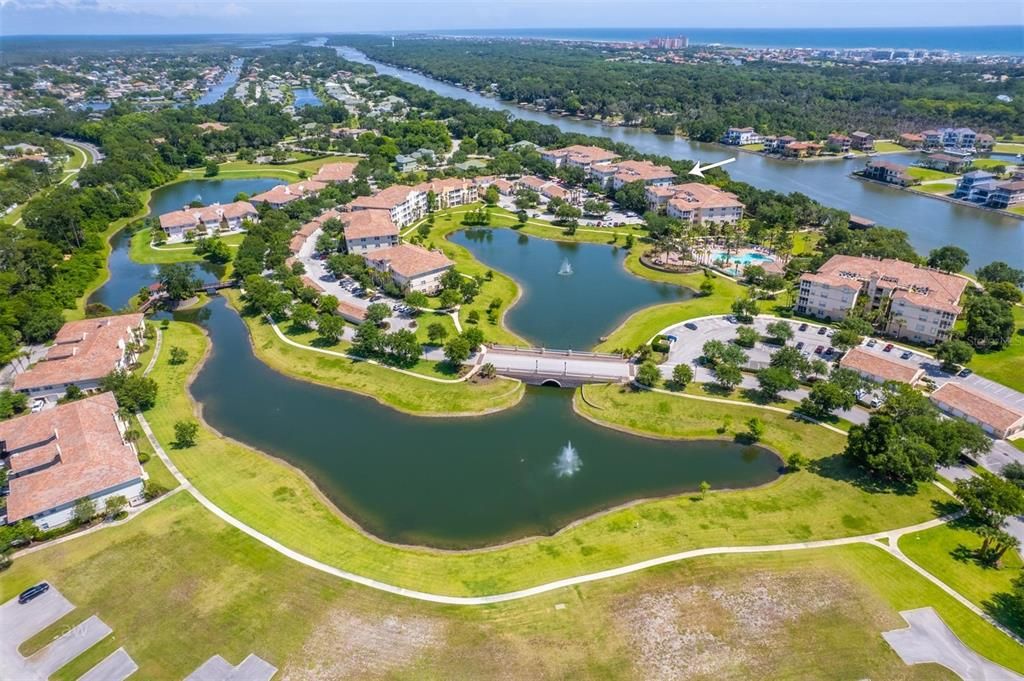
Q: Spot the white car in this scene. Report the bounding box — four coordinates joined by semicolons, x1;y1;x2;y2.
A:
30;398;47;413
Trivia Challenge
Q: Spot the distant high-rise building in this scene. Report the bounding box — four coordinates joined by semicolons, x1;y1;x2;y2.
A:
648;35;688;50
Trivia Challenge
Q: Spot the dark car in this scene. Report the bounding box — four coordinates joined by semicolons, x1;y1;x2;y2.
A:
798;323;808;332
958;368;973;378
817;327;827;335
883;343;894;352
795;341;805;350
684;322;698;331
901;351;913;360
814;345;824;355
18;582;49;604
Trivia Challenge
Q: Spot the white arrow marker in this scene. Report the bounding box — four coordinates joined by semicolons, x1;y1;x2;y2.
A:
688;157;736;178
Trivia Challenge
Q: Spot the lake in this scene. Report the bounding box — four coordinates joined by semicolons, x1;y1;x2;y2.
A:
89;177;280;311
187;297;781;548
337;46;1024;272
450;228;692;349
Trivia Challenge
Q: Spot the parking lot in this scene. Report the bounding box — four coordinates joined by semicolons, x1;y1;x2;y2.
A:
301;253;420;334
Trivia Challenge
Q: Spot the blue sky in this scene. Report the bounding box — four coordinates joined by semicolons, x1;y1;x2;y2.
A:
1;0;1022;35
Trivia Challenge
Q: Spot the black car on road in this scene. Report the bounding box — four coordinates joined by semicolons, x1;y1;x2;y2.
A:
18;582;49;604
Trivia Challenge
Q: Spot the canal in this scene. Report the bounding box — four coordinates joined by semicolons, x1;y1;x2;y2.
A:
451;228;692;349
89;177;280;311
335;45;1024;272
196;57;244;106
187;296;781;548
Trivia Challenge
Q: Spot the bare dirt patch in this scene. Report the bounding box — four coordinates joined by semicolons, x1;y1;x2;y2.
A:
281;609;446;681
617;571;847;680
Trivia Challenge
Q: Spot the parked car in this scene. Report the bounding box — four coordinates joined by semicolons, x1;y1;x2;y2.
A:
817;327;827;335
18;583;49;604
870;397;883;408
795;341;805;350
824;347;834;356
30;398;46;413
958;368;973;378
684;322;698;331
814;345;825;355
826;329;835;338
901;351;913;360
866;339;877;348
883;343;894;352
798;323;808;332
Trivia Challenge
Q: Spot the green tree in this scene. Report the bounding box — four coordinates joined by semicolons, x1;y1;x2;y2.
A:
935;339;974;373
635;360;661;387
731;297;759;323
439;288;462;309
987;281;1023;304
427;322;449;344
104;495;128;519
746;417;765;441
670;363;693;391
405;290;428;308
316;314;344;344
462;327;485;351
786;452;807;472
757;366;798;400
169;346;189;365
159;263;201;302
99;371;158;412
926;245;969;273
290;302;317;330
964;294;1015;350
976;261;1024;287
734;325;759;348
204;161;220;177
713;363;743;390
467;309;480;324
484;184;500;205
614;180;648;214
74;497;97;525
699;480;711;499
765;320;794;344
444;335;471;365
173;420;199;448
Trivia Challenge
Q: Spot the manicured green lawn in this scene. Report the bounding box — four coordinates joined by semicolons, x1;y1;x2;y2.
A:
129;226;244;265
791;230;821;255
7;490;1018;678
970;158;1014;171
907;167;958;182
913;183;956;195
224;291;525;416
899;523;1023;636
993;142;1024;154
181;156;361;182
874;141;909;153
140;322;951;597
740;142;764;151
969;305;1024;392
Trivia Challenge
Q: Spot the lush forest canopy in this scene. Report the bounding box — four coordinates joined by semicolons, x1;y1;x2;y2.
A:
337;36;1024;140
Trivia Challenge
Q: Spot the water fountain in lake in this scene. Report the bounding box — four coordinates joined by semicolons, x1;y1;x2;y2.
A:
554;441;582;478
558;258;574;276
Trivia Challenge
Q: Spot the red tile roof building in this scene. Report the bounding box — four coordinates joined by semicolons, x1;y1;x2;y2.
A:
364;244;454;293
797;255;967;344
350;184;428;227
312;161;357;184
839;347;925;385
930;383;1024;440
14;314;145;400
646;183;744;225
0;392;145;528
157;201;258;241
341;210;399;255
540;145;619;170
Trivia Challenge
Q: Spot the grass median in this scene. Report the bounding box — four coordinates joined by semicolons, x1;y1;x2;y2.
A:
139;320;950;597
969;305;1024;393
128;227;245;265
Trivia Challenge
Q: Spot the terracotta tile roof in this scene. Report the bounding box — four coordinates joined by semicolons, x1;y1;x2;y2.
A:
543;144;618;165
221;201;257;219
159;210;197;230
0;392;142;522
415;178;475;195
518;176;549;191
300;275;325;293
251;185;301;206
839;347;923;384
931;382;1024;433
542;184;570;200
816;255;966;314
799;271;862;291
312;161;357;183
364;244;454;279
664;182;744;211
14;314;144;391
336;301;367;322
350;185;423;211
595;160;675;184
342;210;398;240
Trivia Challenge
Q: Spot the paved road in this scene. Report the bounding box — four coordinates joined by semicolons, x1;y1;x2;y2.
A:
883;608;1023;680
484;348;632;382
57;137;103;165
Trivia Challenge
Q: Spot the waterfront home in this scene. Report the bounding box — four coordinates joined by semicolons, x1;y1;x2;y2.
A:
721;127;762;146
589;160;676;190
860;159;913;186
796;255;966;344
839;347;924;386
826;134;851;153
850;131;875;151
921;129;944;149
930;383;1024;440
341;210;399;255
251;181;325;208
953;170;999;202
975;133;994;152
157;200;258;241
764;136;796;154
350;184;428;228
942;127;977;151
898;133;924;149
848;214;877;230
541;144;619;171
647;183;744;225
363;244;454;294
987;180;1024;210
311;161;357;184
783;141;823;158
394;154;418;172
921;153;970;174
0;392;145;530
13;314;145;402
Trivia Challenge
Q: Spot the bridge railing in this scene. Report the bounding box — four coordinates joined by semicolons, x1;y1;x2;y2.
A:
487;344;626;361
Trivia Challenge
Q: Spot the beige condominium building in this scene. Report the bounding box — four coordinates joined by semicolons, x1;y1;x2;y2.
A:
364;243;454;294
341;210;400;255
796;255;967;344
646;183;745;225
350;184;428;228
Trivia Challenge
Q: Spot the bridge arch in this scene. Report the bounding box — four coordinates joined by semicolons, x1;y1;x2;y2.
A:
540;379;563;388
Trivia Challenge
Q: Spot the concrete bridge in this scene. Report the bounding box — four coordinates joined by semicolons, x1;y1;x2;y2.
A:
482;345;634;387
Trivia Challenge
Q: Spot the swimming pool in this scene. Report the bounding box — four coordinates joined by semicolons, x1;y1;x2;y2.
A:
710;250;775;275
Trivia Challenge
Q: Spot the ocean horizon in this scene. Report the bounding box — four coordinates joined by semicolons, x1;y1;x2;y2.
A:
433;26;1024;55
